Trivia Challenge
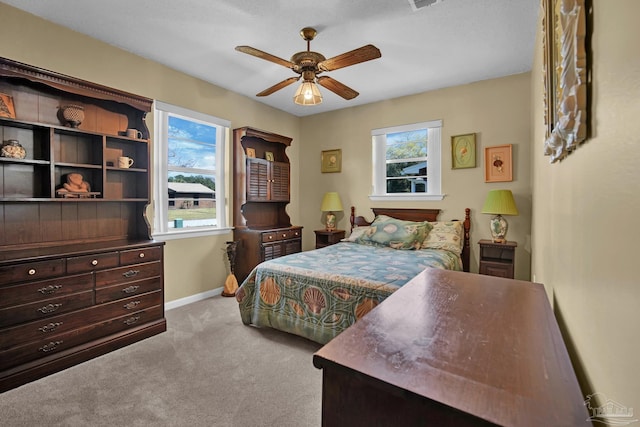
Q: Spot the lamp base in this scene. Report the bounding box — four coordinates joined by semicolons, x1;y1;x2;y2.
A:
325;212;336;231
489;214;508;243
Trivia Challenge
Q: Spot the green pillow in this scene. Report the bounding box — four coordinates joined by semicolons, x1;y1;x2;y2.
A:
355;215;432;250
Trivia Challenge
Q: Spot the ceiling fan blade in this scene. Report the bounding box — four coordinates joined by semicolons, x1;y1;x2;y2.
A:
235;46;294;69
256;77;300;97
316;76;359;100
318;44;381;72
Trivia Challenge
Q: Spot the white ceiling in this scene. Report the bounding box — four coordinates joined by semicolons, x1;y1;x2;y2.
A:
2;0;540;117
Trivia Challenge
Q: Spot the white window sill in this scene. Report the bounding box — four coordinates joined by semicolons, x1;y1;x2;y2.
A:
153;226;233;241
369;194;445;202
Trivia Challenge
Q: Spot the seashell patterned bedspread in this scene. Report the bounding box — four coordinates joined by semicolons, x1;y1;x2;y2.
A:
236;242;462;344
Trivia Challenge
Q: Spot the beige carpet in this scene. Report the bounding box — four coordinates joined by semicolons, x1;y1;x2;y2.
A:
0;296;323;426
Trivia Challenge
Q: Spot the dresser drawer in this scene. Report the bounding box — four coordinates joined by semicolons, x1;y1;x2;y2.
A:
95;277;162;304
278;229;302;240
66;252;119;274
95;261;162;288
0;259;65;287
0;304;163;371
120;246;162;266
261;232;278;243
103;290;163;319
0;306;92;350
0;290;94;328
261;228;302;243
0;290;162;350
0;273;93;309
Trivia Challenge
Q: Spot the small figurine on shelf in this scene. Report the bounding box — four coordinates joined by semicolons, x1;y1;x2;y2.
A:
56;173;95;198
1;140;26;159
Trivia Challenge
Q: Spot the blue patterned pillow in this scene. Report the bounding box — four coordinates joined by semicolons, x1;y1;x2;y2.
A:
355;215;432;250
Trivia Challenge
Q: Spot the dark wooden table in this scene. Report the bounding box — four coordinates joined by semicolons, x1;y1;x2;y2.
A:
313;268;590;427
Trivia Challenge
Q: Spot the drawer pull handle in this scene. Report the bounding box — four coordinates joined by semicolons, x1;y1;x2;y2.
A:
268;236;273;240
38;284;63;295
39;341;63;353
38;303;62;314
28;268;36;275
122;269;140;278
91;259;98;266
39;322;64;333
139;253;145;258
122;285;140;294
124;300;141;310
123;316;140;326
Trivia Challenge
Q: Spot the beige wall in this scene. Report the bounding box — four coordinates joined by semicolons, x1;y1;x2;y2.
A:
6;0;634;409
0;3;301;303
299;74;533;278
531;0;640;409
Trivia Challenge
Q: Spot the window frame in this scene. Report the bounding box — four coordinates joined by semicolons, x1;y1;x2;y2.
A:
152;101;232;240
370;120;444;201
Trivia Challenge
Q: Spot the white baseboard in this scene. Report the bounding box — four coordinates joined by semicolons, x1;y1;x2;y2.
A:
165;287;224;311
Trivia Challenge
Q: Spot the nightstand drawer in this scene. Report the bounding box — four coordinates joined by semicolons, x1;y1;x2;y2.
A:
315;230;346;249
478;240;517;279
479;261;514;278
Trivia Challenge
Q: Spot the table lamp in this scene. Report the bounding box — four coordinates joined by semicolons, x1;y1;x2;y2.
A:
481;189;518;243
320;192;343;231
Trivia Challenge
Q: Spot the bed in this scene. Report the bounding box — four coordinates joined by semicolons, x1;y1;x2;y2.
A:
235;207;471;344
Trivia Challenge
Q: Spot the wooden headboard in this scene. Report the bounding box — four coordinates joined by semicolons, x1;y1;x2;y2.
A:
349;207;472;273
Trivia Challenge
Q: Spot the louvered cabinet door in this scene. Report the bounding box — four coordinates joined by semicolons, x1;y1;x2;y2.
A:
246;158;269;201
270;161;290;202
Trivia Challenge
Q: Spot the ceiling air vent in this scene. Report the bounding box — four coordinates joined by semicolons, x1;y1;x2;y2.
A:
408;0;443;11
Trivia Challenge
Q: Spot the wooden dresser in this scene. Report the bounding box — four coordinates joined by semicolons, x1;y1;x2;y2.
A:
232;127;302;282
0;57;166;392
313;268;591;427
0;240;165;392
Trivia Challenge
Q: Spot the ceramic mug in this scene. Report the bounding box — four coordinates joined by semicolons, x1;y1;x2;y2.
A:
118;156;134;168
126;128;143;139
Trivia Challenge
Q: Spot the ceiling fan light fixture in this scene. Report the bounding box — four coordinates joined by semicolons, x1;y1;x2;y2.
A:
293;81;322;106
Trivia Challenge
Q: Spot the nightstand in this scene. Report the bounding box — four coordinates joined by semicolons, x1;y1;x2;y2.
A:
478;239;517;278
315;229;346;249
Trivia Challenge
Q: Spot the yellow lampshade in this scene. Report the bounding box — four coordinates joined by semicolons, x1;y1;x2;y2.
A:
293;81;322;106
320;192;343;212
481;190;519;216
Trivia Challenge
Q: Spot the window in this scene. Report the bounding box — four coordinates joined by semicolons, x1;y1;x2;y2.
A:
371;120;443;201
153;101;231;239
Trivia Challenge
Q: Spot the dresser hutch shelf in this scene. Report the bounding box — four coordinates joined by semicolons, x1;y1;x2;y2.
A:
0;57;165;392
232;127;302;283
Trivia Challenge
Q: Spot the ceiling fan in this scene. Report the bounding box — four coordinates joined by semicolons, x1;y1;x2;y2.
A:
235;27;381;105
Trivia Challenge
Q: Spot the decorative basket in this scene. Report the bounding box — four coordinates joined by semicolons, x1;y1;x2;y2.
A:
60;104;85;128
1;139;26;159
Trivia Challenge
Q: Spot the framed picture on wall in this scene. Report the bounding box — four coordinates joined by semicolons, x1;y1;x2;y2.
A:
484;144;513;182
321;149;342;173
451;133;476;169
0;93;16;119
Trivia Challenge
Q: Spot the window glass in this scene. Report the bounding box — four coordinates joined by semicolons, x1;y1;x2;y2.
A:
371;120;443;201
153;101;230;239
